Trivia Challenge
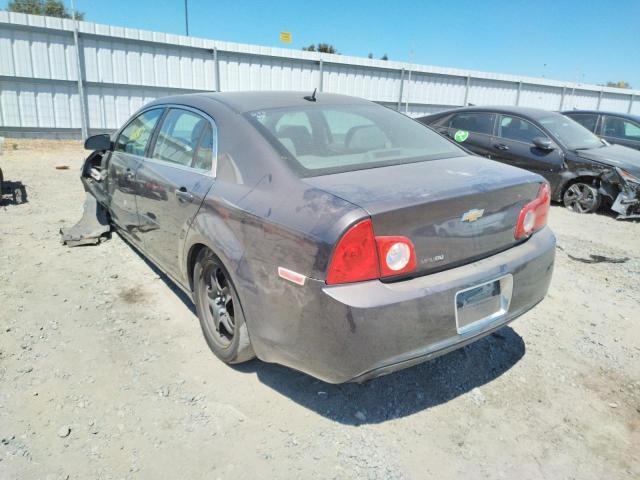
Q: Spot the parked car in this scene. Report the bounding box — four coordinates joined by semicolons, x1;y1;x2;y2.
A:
562;110;640;151
418;107;640;217
79;92;555;383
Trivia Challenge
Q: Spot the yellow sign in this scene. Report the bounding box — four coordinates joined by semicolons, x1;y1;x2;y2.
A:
279;32;292;44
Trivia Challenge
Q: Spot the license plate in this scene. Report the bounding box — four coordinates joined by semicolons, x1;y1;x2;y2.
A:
455;275;513;334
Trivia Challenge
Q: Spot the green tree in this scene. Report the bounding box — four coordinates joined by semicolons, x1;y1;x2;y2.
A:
7;0;85;20
606;80;631;89
302;43;338;54
381;53;388;60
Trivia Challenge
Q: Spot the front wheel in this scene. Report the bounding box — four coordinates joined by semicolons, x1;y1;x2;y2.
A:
563;182;601;213
193;249;255;364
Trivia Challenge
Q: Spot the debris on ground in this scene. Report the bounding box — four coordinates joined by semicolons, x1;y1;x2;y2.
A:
60;193;110;246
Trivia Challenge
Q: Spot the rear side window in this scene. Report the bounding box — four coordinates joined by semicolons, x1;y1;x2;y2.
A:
566;113;598;132
448;112;495;135
602;116;640;140
116;109;163;156
247;104;464;177
498;115;547;144
152;109;214;170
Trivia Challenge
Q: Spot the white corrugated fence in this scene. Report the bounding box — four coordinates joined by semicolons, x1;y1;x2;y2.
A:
1;11;638;138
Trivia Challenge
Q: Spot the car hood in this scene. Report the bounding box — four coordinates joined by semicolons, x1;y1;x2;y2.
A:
576;144;640;177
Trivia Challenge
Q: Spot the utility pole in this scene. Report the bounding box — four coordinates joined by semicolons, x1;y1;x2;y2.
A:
184;0;189;36
70;0;88;140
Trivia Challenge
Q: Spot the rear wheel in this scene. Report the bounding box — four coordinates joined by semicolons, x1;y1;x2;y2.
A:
193;249;255;364
563;182;601;213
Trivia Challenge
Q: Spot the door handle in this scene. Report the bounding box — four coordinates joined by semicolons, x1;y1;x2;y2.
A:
494;143;509;150
175;187;194;203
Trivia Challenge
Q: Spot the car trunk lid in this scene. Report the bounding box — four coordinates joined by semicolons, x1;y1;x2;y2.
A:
304;155;543;279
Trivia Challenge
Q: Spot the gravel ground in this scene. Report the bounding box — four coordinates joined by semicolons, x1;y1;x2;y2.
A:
1;140;639;480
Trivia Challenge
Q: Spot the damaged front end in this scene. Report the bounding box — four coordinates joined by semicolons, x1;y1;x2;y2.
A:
60;149;112;246
607;168;640;219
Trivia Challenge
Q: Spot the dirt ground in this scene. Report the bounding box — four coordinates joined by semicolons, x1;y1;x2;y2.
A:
1;139;639;480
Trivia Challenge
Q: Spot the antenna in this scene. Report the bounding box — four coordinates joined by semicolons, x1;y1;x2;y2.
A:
304;88;317;102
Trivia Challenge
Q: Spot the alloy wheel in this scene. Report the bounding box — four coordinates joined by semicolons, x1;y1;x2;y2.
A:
201;263;235;348
563;183;600;213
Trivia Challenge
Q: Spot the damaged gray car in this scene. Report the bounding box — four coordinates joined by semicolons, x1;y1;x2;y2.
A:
69;92;555;383
418;107;640;218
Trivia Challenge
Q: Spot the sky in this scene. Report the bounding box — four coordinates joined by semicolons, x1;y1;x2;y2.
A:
4;0;639;88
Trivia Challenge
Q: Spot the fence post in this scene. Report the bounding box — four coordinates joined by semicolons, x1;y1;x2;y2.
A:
597;90;603;110
463;75;471;106
397;68;405;111
559;86;566;110
318;58;324;92
628;94;634;114
515;81;522;106
213;47;220;91
72;22;88;139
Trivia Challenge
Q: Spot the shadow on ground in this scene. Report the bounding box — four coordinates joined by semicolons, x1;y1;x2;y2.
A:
234;327;525;425
122;233;196;314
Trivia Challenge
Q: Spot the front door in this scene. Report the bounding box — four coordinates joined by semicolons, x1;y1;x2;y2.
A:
106;108;164;243
135;108;216;279
491;115;564;190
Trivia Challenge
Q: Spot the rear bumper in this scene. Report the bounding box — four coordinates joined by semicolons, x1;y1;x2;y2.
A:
251;227;556;384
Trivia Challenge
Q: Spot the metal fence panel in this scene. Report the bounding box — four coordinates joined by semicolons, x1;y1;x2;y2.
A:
1;10;638;138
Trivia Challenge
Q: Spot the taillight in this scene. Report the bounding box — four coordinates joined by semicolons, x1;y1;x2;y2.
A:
376;236;417;277
326;220;417;285
515;183;550;240
326;219;380;285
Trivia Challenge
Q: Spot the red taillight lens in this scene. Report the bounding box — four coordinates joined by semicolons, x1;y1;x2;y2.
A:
376;236;417;277
326;220;417;285
515;183;550;240
326;219;380;285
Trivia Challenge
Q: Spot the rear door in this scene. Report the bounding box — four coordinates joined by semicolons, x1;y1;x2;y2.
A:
601;115;640;151
434;112;497;158
491;114;564;189
135;107;216;279
107;108;164;242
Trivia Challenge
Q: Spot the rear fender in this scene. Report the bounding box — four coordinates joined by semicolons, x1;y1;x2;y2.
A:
182;204;248;293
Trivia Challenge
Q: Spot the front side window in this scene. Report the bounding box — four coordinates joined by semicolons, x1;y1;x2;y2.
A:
152;109;213;169
116;109;163;156
247;105;465;177
603;116;640;140
566;113;598;133
448;112;495;135
498;115;547;144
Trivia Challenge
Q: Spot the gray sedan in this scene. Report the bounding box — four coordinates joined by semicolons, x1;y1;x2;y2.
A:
80;92;555;383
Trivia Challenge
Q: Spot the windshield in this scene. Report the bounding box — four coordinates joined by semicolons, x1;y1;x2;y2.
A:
539;114;603;150
246;104;465;176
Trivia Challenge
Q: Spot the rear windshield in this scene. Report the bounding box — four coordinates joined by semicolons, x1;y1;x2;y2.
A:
246;104;465;177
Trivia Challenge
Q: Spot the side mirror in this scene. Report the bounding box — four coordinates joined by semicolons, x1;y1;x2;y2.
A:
84;134;113;151
532;137;554;150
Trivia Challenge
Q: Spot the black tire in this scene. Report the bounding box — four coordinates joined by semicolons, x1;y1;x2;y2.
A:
563;182;601;214
193;248;255;364
12;186;25;205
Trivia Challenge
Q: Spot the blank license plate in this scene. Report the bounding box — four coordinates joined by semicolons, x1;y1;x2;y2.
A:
455;275;513;334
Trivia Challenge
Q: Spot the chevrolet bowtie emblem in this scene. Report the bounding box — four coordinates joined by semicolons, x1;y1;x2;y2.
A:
461;208;485;222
